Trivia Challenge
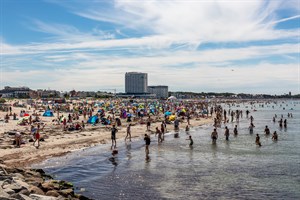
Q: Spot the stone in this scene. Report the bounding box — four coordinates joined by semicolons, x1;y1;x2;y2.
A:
19;194;34;200
41;181;55;191
29;186;45;195
45;190;60;197
29;194;57;200
59;188;74;197
11;193;32;200
0;189;10;199
12;172;25;180
0;175;12;181
3;182;24;193
19;189;31;196
25;177;44;187
3;188;15;195
58;180;73;189
14;179;31;190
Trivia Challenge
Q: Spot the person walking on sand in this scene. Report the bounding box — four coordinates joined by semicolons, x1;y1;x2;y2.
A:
211;128;218;144
125;124;132;142
33;124;45;148
146;117;151;131
144;134;151;155
111;124;118;148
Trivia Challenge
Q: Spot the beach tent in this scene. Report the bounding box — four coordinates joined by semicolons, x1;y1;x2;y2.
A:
43;110;54;117
87;115;99;124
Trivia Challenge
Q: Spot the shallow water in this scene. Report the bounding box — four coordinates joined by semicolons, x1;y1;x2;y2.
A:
34;100;300;200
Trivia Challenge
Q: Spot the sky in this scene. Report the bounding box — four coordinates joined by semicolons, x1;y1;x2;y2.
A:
0;0;300;95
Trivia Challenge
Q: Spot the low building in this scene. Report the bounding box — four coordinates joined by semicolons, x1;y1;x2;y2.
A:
148;85;168;99
36;89;61;98
116;93;156;99
0;86;31;98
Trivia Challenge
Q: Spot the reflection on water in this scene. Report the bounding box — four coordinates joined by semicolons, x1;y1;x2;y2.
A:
34;101;300;200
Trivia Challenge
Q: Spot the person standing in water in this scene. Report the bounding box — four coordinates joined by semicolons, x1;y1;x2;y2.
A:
211;128;218;144
186;135;193;146
125;124;131;142
284;119;287;128
155;127;163;143
256;134;262;147
224;126;230;141
249;123;255;134
111;124;118;148
272;131;278;141
233;125;238;136
264;125;270;135
144;134;151;155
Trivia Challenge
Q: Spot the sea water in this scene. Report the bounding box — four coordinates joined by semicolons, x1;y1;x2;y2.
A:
34;100;300;200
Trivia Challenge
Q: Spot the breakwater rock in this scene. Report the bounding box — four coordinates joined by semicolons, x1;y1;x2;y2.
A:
0;165;91;200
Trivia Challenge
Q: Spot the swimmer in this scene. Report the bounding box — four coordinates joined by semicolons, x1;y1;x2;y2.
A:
272;131;278;141
264;125;270;135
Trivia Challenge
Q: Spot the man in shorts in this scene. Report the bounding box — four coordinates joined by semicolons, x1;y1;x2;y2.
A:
111;124;118;148
144;134;151;155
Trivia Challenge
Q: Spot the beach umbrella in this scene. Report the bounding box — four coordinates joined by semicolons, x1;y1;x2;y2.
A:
169;115;176;121
164;111;172;116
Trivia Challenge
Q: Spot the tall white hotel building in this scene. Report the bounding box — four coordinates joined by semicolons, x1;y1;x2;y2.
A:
125;72;148;94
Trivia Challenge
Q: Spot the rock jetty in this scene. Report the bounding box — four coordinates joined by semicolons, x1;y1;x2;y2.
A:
0;165;91;200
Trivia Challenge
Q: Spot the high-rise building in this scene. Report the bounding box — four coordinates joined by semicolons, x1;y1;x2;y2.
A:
148;85;169;99
125;72;148;94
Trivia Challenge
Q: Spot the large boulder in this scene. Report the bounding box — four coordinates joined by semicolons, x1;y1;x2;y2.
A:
45;190;60;197
41;181;55;191
29;186;45;195
59;188;74;197
3;182;24;193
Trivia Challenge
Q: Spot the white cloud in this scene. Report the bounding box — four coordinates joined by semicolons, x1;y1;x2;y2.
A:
69;0;299;43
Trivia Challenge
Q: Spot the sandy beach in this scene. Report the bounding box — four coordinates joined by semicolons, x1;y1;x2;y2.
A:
0;100;213;168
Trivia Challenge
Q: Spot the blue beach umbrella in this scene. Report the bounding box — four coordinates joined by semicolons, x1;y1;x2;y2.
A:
165;111;172;116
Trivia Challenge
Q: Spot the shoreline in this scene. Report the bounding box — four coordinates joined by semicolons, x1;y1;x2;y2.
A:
1;107;213;168
0;100;213;199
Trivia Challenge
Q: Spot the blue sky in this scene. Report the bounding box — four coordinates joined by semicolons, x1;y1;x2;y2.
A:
0;0;299;94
